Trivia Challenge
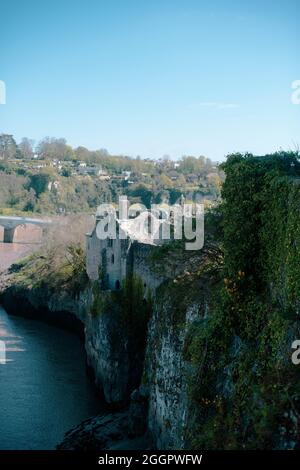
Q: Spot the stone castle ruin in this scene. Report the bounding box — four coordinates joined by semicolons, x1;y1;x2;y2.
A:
86;195;203;293
86;198;171;292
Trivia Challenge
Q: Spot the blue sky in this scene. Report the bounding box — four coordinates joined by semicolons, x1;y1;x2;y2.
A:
0;0;299;161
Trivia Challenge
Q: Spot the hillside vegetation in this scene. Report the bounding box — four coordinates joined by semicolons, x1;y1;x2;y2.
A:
180;151;300;449
0;133;222;215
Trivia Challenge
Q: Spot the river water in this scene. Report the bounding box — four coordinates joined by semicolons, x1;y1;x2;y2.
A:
0;241;104;449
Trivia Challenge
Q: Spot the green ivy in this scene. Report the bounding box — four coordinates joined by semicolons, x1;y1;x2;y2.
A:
185;151;300;449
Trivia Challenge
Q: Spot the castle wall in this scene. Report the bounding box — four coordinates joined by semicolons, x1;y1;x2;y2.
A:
86;223;165;293
86;228;131;290
104;238;130;290
86;229;102;281
131;242;165;293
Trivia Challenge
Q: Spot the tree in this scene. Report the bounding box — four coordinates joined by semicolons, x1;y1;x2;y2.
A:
98;148;109;157
128;184;153;207
28;172;51;197
23;188;37;212
74;146;91;162
37;137;74;160
0;172;29;208
0;134;17;161
61;167;72;177
179;155;207;174
158;174;173;188
18;137;34;159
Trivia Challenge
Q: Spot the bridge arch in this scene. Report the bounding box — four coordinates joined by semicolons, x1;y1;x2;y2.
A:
0;216;52;243
13;223;43;243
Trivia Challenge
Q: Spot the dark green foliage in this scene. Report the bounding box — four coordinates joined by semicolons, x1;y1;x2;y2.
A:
90;282;106;316
90;274;152;345
127;184;153;208
61;167;71;177
28;173;51;197
114;274;152;340
185;151;300;449
64;244;89;296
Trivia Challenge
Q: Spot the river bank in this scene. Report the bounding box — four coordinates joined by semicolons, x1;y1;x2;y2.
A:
0;242;105;449
0;244;152;450
0;272;153;449
0;302;104;450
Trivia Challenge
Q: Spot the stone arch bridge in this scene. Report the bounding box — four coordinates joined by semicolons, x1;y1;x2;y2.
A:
0;216;52;243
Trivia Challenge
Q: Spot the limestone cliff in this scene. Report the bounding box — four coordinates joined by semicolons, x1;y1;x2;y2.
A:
145;298;197;449
84;291;146;404
0;241;218;450
0;279;147;405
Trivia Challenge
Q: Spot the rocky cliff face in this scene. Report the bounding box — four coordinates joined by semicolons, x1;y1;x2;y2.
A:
0;244;217;450
0;279;145;406
142;261;215;450
82;278;212;449
85;301;134;404
0;282;86;335
145;301;196;449
57;388;149;450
